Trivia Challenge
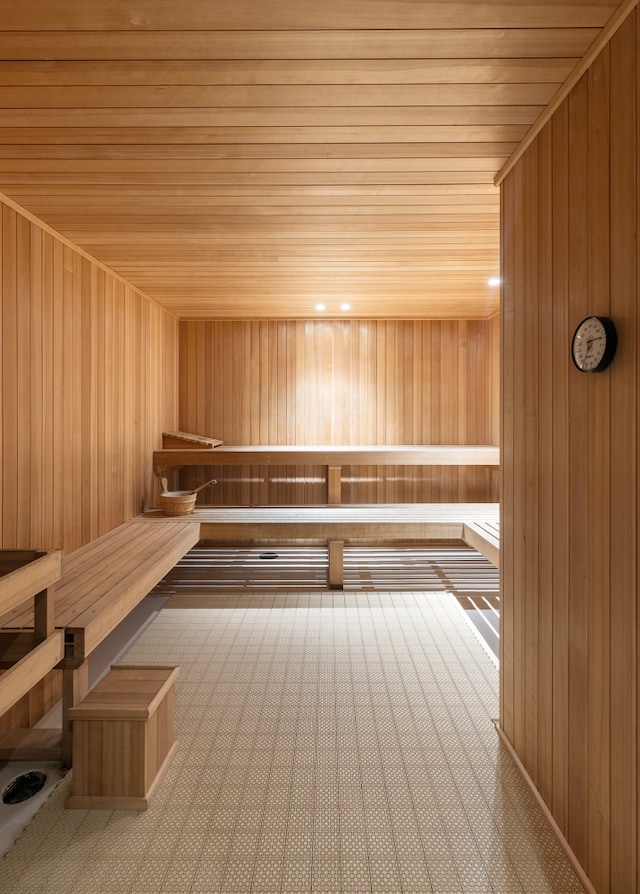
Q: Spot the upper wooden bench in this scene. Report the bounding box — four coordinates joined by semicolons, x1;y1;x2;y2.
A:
0;518;200;763
153;443;500;504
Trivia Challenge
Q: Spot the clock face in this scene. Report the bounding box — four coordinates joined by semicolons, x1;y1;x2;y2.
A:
571;316;617;372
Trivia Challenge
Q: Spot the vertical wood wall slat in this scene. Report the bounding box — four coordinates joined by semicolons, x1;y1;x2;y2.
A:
608;16;638;891
178;318;497;505
0;196;178;554
501;10;639;891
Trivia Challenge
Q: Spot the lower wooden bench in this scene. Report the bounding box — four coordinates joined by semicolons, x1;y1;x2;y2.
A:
2;519;199;765
462;520;500;568
143;503;500;587
66;664;179;810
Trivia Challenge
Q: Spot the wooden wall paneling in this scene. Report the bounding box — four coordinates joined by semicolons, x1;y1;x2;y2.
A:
61;245;74;548
195;318;207;440
2;207;17;548
16;214;31;549
499;182;512;734
103;273;114;534
523;145;540;785
29;223;43;549
566;73;590;869
80;258;93;543
502;14;640;887
536;124;554;807
0;196;178;554
51;238;64;546
430;323;443;503
609;14;638;890
586;46;612;892
40;232;54;546
177;319;494;505
0;209;2;546
96;268;108;535
550;98;571;837
488;312;500;448
117;279;127;524
512;158;528;758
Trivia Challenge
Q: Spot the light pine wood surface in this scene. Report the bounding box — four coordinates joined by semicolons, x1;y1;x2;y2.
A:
177;319;499;505
0;1;628;320
500;10;639;892
0;197;179;555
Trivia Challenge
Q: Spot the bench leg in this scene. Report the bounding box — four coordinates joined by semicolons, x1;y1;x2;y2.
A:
62;662;89;769
34;586;55;640
328;540;344;589
327;466;342;504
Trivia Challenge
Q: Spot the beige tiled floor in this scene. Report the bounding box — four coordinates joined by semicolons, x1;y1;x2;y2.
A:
0;591;583;893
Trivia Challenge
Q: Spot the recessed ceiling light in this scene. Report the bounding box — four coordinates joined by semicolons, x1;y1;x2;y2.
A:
315;303;326;311
487;277;501;287
340;303;351;311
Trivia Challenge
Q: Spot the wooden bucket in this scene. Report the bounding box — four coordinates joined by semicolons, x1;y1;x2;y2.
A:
159;490;198;516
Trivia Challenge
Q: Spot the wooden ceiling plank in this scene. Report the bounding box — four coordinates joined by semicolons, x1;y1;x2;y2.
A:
0;143;518;159
0;171;502;185
0;84;558;107
0;1;619;30
0;108;546;129
4;183;501;196
0;124;529;143
0;58;577;86
0;30;603;61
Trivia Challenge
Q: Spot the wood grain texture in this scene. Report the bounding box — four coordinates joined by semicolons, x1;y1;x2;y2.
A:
0;1;626;320
500;10;639;891
178;319;497;504
0;197;179;554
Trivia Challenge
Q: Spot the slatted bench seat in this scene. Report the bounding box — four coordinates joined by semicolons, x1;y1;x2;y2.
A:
143;503;499;588
462;520;500;568
2;519;200;765
153;444;500;504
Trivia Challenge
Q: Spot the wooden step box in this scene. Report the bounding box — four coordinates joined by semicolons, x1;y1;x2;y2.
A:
66;665;179;810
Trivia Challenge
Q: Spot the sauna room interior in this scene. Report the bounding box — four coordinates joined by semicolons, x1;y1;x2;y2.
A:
0;2;639;893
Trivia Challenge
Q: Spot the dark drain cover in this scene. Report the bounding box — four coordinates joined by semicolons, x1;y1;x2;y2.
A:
259;552;279;560
2;770;47;805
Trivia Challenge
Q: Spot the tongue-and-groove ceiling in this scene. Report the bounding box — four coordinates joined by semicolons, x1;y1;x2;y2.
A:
0;1;629;320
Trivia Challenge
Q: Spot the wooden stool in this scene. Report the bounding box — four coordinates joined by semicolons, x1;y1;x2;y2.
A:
66;664;179;810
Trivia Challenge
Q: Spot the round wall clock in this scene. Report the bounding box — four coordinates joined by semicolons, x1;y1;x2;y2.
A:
571;315;617;372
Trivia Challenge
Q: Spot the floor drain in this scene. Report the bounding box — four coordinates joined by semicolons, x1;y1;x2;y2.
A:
2;770;47;805
259;552;279;560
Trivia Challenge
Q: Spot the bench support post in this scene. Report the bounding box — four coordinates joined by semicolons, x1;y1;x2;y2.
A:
62;661;89;768
328;540;344;589
327;466;342;504
34;586;55;640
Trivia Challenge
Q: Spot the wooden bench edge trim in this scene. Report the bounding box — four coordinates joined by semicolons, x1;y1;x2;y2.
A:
0;727;62;761
462;523;500;568
0;549;63;619
153;445;500;468
0;631;64;717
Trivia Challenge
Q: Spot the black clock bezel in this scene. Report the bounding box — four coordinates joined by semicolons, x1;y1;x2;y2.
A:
571;315;617;373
